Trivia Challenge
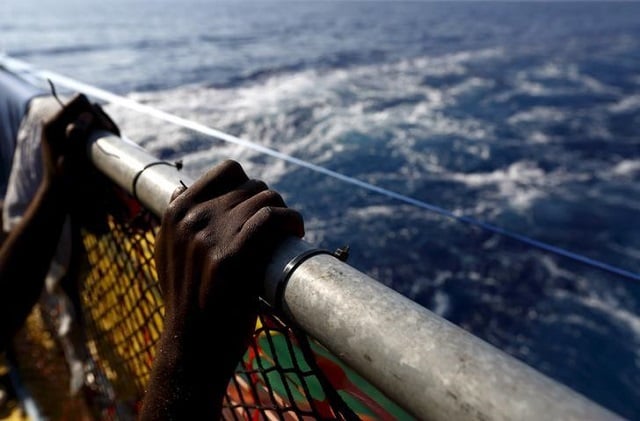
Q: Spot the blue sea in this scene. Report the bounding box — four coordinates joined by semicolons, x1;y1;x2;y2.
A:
2;0;640;417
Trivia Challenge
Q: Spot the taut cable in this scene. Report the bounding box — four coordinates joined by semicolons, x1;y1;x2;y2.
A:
3;56;636;283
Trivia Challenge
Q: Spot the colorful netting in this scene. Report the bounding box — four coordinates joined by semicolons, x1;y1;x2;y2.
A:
10;187;412;420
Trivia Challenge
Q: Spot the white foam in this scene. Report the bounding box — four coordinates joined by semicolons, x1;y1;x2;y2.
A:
549;269;640;347
502;63;618;106
104;47;504;191
103;48;617;220
529;131;552;144
431;290;450;317
609;95;640;113
448;77;495;97
448;161;546;210
533;63;612;94
347;204;397;219
612;160;640;177
507;107;567;125
518;80;550;96
539;255;589;290
609;243;640;261
580;295;640;343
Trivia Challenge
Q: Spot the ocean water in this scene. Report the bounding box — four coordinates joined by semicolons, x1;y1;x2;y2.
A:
2;0;640;417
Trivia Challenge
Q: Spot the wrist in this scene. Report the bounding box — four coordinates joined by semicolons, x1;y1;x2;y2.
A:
160;316;243;366
144;338;225;420
155;325;239;396
162;303;256;363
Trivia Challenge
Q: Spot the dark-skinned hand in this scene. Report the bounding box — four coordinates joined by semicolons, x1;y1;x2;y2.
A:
41;93;119;191
143;160;304;419
156;159;304;359
40;93;121;231
0;94;117;353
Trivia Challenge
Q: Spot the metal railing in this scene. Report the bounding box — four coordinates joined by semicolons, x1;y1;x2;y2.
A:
88;130;618;420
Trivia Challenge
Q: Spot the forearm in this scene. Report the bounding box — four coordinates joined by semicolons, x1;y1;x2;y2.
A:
0;179;68;347
140;327;238;420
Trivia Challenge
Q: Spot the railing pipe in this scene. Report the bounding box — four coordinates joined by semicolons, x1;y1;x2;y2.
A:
88;131;618;421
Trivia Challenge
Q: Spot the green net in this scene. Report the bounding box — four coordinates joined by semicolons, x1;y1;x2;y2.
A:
11;186;412;420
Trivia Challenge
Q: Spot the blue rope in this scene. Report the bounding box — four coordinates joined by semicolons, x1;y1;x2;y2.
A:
5;56;637;283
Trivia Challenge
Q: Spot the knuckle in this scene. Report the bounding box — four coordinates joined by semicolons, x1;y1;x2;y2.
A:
220;159;246;178
290;209;303;223
164;200;186;225
256;206;274;221
179;205;210;231
253;179;268;192
194;230;212;248
180;210;200;229
262;189;283;204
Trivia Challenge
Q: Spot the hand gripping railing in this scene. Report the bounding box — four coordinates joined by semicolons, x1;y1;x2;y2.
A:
87;130;618;421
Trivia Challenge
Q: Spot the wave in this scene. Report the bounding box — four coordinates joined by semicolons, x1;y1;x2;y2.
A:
10;44;105;58
446;161;546;211
609;94;640;113
10;38;190;59
102;46;635;223
612;160;640;177
104;48;506;182
507;106;568;125
575;294;640;349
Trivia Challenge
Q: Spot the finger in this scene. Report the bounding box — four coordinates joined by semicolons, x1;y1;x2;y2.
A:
170;184;188;203
232;189;286;217
217;179;269;210
43;94;94;146
233;207;305;287
176;202;213;234
177;160;249;207
239;207;305;246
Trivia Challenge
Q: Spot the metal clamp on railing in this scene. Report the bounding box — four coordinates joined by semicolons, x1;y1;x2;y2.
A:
277;249;334;306
270;246;350;310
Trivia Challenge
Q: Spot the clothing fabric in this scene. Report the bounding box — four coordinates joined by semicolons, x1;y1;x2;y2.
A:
0;68;43;197
3;96;72;291
0;68;69;283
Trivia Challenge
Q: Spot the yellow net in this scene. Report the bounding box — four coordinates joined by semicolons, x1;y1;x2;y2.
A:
80;214;162;403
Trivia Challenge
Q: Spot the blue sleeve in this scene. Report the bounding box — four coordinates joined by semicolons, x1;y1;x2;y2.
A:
0;68;45;197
